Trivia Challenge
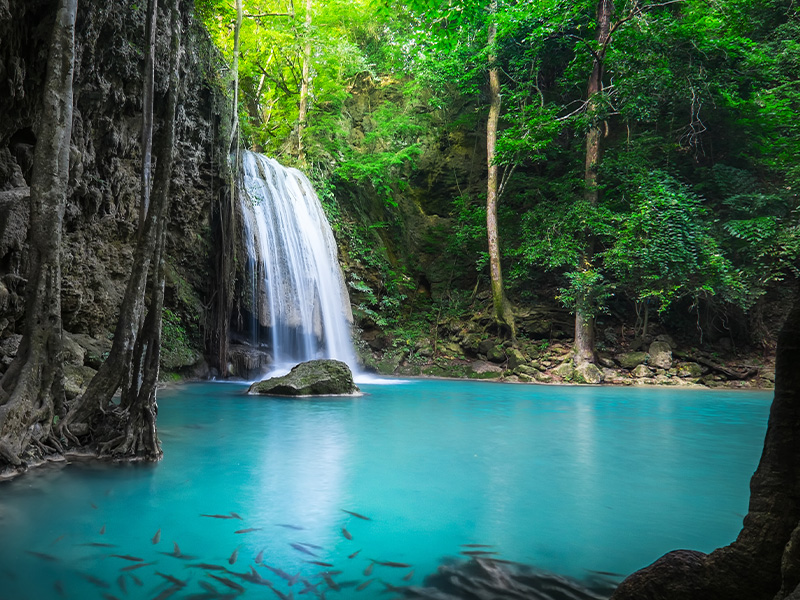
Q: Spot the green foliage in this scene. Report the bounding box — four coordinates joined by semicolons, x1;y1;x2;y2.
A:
160;308;199;370
604;171;745;311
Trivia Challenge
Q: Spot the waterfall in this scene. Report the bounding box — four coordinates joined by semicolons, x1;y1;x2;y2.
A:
238;151;357;375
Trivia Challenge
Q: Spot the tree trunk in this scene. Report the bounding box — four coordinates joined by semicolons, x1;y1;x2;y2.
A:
573;0;612;366
139;0;157;226
297;0;313;163
485;1;515;340
230;0;242;150
611;287;800;600
61;0;181;461
0;0;77;468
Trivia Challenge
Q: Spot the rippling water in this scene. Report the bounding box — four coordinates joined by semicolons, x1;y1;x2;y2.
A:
0;380;771;599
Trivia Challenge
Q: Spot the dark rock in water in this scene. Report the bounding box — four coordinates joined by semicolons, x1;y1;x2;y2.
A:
229;344;272;380
409;557;616;600
248;359;360;396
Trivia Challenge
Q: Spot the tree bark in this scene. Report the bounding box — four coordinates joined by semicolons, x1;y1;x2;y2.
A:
0;0;77;468
573;0;612;366
230;0;242;150
611;287;800;600
485;1;515;340
139;0;157;226
297;0;313;163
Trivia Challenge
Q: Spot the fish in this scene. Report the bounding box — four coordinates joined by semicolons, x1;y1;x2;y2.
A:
275;523;305;530
77;572;111;589
199;581;217;593
152;587;181;600
261;562;293;583
187;562;229;571
230;512;242;520
116;574;127;594
152;528;161;545
228;547;239;565
380;581;408;593
128;573;143;586
305;560;334;567
341;528;352;540
101;594;120;600
403;570;415;581
299;579;320;595
234;527;262;534
341;509;371;521
78;542;117;548
90;502;98;509
372;560;412;568
53;580;66;597
268;585;291;600
321;571;340;591
356;578;374;591
207;573;246;593
155;572;187;587
50;534;66;546
120;561;156;571
460;544;494;548
363;563;373;576
99;525;106;535
290;543;317;557
160;541;196;560
586;569;625;578
110;554;144;562
297;542;324;550
24;550;59;562
200;513;237;519
348;549;361;559
460;550;498;556
255;549;265;564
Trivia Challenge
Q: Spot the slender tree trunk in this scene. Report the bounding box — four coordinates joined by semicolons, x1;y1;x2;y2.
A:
486;1;515;340
230;0;242;150
139;0;157;226
0;0;77;468
574;0;612;366
297;0;312;163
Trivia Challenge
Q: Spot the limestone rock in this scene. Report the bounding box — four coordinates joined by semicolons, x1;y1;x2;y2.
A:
506;347;526;370
471;360;503;375
552;361;575;379
632;364;652;378
64;364;98;400
677;362;703;378
574;362;603;384
617;351;648;369
648;341;673;369
248;359;360;396
487;345;506;363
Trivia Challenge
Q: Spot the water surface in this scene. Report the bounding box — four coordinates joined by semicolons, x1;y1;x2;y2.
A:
0;380;771;599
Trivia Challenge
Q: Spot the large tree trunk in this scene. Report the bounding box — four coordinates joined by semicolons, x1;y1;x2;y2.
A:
573;0;612;366
139;0;158;226
485;1;515;340
297;0;313;163
61;0;181;460
611;288;800;600
0;0;77;469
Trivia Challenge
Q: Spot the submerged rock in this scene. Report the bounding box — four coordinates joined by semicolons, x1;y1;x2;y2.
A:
248;359;360;396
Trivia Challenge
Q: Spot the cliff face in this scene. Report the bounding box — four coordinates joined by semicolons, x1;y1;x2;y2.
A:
0;0;228;378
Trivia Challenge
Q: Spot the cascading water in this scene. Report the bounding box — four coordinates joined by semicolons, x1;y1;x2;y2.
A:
238;151;358;376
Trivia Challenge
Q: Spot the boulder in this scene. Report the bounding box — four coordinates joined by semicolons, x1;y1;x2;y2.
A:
248;359;360;396
677;362;703;378
574;362;603;384
648;341;673;369
632;364;652;378
506;347;527;370
552;361;575;379
617;351;648;369
487;345;506;364
471;360;503;375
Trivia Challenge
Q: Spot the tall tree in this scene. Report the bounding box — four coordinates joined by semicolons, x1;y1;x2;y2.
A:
0;0;78;468
296;0;313;163
486;0;515;339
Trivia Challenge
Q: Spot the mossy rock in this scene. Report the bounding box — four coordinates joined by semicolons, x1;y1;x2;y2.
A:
617;351;648;370
574;363;603;384
506;347;527;370
248;360;360;396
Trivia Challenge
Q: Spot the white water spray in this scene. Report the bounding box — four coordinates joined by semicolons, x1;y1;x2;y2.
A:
239;151;358;375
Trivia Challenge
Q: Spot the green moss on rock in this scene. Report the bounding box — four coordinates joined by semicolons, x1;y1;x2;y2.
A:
248;360;360;396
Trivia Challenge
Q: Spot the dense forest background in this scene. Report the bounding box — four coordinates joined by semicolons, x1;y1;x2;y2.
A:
201;0;799;381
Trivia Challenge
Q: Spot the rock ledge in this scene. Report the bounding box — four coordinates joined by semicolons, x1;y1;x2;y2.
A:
248;359;361;396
